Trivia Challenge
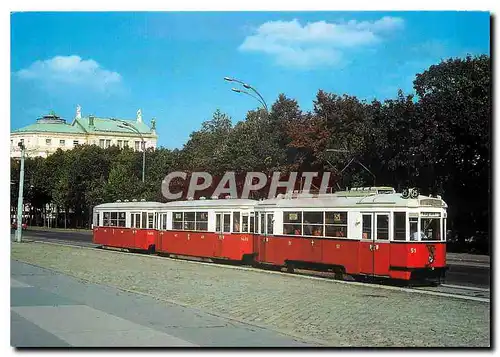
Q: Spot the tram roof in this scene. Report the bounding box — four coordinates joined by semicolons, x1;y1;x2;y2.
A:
94;201;166;210
256;193;446;209
164;198;258;209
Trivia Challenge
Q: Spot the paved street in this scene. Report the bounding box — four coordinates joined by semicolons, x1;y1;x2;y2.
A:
11;260;312;347
11;241;490;347
14;228;491;288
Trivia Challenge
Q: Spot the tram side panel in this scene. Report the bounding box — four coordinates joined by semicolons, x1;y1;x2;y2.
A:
321;239;360;274
389;242;446;280
93;226;157;251
156;230;254;261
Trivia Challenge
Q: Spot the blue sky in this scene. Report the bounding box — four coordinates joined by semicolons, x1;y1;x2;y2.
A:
11;11;490;149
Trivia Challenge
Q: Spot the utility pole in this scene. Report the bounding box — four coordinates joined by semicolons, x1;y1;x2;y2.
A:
16;142;25;243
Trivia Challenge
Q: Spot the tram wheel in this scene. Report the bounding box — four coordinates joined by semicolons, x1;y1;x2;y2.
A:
286;264;295;274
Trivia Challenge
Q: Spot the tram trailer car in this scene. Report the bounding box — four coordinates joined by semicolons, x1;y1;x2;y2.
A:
93;201;166;253
92;187;448;283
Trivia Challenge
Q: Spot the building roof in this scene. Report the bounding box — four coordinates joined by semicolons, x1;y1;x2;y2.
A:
12;112;156;137
75;116;156;136
12;122;85;134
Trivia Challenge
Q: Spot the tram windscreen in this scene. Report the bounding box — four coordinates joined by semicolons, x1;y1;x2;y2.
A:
420;218;441;241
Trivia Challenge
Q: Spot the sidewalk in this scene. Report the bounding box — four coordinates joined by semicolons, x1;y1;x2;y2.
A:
10;260;313;347
447;252;490;265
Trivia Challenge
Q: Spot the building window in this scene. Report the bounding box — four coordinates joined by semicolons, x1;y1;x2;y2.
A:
135;141;140;151
99;139;105;148
118;140;123;148
60;139;65;146
46;139;51;145
105;140;111;148
124;141;129;148
73;140;79;146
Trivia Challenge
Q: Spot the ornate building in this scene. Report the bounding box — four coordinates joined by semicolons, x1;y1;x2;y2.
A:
10;105;158;159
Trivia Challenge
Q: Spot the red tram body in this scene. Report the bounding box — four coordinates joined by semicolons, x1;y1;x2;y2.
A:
93;187;448;283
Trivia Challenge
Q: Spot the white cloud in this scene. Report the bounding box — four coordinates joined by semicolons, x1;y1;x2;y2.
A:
239;17;404;68
15;55;122;91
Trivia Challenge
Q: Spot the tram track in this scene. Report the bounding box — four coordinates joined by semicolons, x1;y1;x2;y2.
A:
17;236;490;303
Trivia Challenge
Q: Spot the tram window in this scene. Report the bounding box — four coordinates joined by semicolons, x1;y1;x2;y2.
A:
443;218;447;241
242;214;249;233
162;213;167;230
148;213;154;229
173;212;183;230
421;218;440;241
409;218;418;241
184;212;195;230
362;214;372;240
260;213;265;234
267;214;274;235
135;213;141;228
325;212;348;238
118;212;126;227
254;213;259;233
393;213;406;240
233;212;241;232
96;213;100;226
250;214;255;233
284;211;302;236
110;212;118;227
103;212;110;226
376;214;389;240
142;212;147;229
284;224;302;235
223;214;231;233
304;212;323;236
195;212;208;231
216;214;221;232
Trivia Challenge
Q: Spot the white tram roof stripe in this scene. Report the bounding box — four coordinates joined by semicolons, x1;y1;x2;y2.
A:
94;193;446;211
256;194;445;209
94;201;166;210
164;198;258;210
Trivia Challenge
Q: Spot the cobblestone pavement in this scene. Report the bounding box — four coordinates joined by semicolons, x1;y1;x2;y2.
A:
11;242;490;347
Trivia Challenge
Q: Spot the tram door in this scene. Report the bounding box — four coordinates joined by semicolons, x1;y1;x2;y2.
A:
215;212;231;257
359;213;391;276
257;212;274;263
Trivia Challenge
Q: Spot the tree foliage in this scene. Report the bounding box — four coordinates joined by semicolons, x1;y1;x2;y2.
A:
10;55;490;252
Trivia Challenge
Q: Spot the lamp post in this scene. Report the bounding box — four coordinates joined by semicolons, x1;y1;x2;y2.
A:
16;142;25;242
224;77;269;113
112;119;146;182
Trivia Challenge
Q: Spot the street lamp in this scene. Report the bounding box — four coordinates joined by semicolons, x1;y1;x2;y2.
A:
112;119;146;183
224;77;269;113
16;142;26;243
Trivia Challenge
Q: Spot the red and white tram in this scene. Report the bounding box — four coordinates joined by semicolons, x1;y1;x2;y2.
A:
156;198;257;262
92;187;448;283
93;200;165;253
